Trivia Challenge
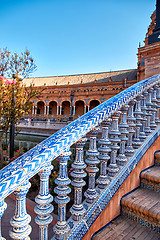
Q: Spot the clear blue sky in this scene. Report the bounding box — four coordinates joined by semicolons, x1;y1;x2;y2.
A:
0;0;155;77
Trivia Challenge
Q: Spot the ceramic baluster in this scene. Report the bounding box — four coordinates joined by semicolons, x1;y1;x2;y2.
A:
34;162;54;240
84;128;100;204
139;92;147;142
145;89;154;135
96;119;111;189
125;101;136;157
155;84;160;124
132;96;143;149
53;150;71;240
107;112;121;177
150;87;157;130
117;106;129;166
9;181;31;240
0;200;7;240
70;137;87;221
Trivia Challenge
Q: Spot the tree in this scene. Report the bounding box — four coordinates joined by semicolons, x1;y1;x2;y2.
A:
0;48;43;166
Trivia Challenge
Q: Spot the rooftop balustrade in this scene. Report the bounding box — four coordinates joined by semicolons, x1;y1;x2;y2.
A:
0;74;160;240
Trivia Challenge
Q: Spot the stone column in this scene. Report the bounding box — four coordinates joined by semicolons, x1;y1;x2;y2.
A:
32;106;35;115
73;106;76;115
70;105;72;117
59;106;62;115
84;105;86;114
44;106;46;115
35;106;37;114
57;106;59;115
47;106;50;115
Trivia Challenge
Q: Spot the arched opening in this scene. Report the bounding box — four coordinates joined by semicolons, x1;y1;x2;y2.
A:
62;101;70;117
75;100;84;116
90;100;100;110
37;101;44;115
49;101;57;116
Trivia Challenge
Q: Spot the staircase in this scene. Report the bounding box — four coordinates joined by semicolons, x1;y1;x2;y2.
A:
1;75;160;240
93;152;160;240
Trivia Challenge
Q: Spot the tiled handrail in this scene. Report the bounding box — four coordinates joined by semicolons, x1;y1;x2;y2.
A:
0;75;159;197
0;74;160;240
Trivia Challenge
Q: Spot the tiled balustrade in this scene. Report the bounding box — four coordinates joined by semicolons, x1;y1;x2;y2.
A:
0;74;160;239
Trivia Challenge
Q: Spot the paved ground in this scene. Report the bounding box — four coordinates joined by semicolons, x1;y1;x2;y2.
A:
2;197;54;240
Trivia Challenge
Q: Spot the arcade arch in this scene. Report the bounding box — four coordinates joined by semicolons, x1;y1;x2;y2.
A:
62;101;70;117
75;100;85;116
49;101;57;116
89;100;100;110
37;101;45;115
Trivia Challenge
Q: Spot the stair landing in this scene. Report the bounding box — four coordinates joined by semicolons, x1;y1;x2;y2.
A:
93;216;160;240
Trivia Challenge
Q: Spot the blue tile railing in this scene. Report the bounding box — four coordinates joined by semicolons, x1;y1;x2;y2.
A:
0;74;160;240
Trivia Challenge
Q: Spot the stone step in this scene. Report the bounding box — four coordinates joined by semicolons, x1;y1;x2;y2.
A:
141;166;160;192
121;188;160;233
92;215;160;240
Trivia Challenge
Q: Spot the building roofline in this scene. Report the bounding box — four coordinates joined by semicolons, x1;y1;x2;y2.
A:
28;68;137;79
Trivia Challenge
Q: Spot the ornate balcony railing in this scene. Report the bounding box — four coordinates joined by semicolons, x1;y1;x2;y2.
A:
0;74;160;240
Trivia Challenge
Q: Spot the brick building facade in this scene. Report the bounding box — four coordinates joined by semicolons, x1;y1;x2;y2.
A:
24;70;137;121
137;2;160;80
23;6;160;121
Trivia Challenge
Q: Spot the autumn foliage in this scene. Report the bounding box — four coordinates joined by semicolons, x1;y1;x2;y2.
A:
0;48;43;165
